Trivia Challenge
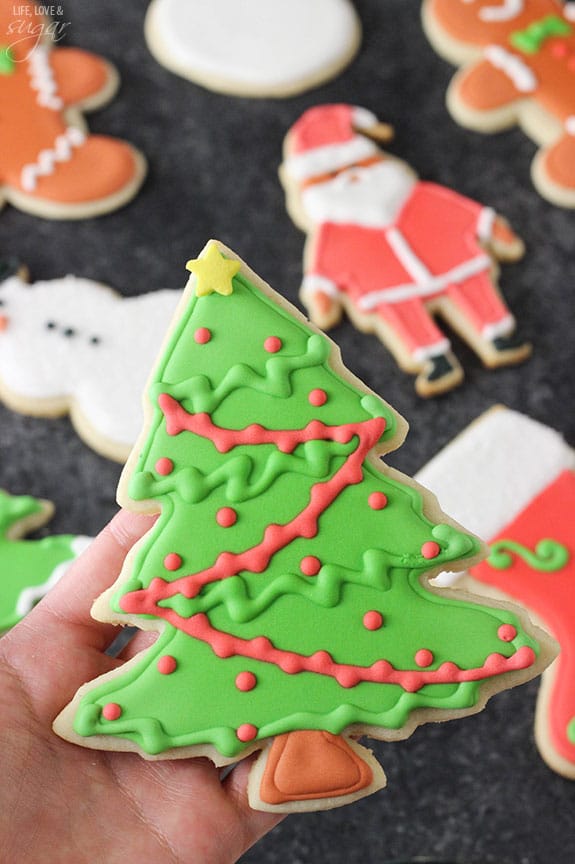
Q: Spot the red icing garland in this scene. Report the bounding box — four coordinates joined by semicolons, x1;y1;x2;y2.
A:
123;397;386;601
158;393;372;454
120;396;534;693
134;608;536;692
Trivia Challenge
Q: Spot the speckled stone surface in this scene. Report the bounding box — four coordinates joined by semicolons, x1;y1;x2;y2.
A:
0;2;573;862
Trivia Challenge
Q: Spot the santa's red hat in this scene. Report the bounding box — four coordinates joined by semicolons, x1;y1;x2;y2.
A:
284;104;392;182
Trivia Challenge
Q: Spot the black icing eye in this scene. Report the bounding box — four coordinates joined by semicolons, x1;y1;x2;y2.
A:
89;335;101;346
0;299;4;307
45;320;57;330
63;327;76;338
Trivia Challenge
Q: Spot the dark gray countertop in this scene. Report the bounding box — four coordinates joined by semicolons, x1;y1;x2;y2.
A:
0;1;574;862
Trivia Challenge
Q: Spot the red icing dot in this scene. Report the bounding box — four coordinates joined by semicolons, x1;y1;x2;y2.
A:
155;457;174;476
300;555;321;576
421;541;441;559
217;507;237;527
164;552;182;571
415;649;434;668
363;610;383;631
368;492;388;510
102;703;122;721
308;388;327;407
264;336;282;353
237;723;258;742
498;624;517;643
157;655;177;675
235;671;257;692
551;40;568;57
194;327;212;344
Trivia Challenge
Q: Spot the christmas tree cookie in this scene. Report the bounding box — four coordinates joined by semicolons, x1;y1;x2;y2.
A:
0;491;91;633
416;407;575;779
0;0;146;218
54;242;553;812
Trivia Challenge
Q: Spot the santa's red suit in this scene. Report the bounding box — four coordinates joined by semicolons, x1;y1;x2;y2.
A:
304;180;514;362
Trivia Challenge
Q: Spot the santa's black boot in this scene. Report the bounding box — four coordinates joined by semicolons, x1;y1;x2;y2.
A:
491;333;532;365
416;352;463;397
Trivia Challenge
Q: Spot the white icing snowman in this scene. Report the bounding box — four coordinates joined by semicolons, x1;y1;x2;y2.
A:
0;272;180;461
145;0;361;97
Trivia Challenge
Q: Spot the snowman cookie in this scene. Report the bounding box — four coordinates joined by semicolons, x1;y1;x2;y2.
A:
0;0;146;219
0;265;179;462
422;0;575;208
416;407;575;779
281;104;530;397
0;490;91;633
144;0;361;97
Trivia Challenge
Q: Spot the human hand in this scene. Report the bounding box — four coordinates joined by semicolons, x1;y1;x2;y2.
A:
0;509;283;864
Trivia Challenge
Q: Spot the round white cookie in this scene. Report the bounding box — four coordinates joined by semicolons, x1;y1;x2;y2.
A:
145;0;361;97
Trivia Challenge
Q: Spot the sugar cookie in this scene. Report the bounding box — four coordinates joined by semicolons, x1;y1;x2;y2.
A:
0;0;146;218
54;243;552;812
145;0;361;97
422;0;575;207
0;267;179;462
416;407;575;778
0;490;90;633
280;104;530;397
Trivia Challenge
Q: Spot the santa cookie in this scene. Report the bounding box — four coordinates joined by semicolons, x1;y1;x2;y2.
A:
0;264;179;462
54;241;553;813
0;0;146;218
144;0;361;97
416;407;575;779
280;104;530;397
0;490;91;633
422;0;575;208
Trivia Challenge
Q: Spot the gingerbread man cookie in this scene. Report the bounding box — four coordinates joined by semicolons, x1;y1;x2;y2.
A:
416;407;575;779
280;104;530;397
0;490;91;633
54;242;552;813
422;0;575;208
0;0;146;218
0;264;179;462
145;0;361;97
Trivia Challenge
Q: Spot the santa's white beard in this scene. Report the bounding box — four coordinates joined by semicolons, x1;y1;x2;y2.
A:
300;159;416;228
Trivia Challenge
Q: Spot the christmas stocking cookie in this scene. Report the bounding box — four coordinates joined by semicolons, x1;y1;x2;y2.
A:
281;104;530;398
0;265;179;462
0;0;146;218
145;0;361;97
416;407;575;778
0;490;91;633
422;0;575;208
54;242;553;813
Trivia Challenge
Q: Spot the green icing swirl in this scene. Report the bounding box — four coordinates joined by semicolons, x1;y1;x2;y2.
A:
487;539;569;572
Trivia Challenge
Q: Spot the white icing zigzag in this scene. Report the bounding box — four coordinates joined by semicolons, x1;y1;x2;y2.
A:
21;127;86;192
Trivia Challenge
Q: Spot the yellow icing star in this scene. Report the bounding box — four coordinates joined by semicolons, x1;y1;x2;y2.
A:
186;244;241;297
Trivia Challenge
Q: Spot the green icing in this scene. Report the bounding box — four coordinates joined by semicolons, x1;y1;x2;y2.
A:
510;15;571;54
0;46;14;75
0;491;82;632
488;539;569;572
72;250;541;758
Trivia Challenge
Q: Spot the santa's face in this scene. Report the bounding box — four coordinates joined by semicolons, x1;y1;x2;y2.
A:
300;158;416;228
